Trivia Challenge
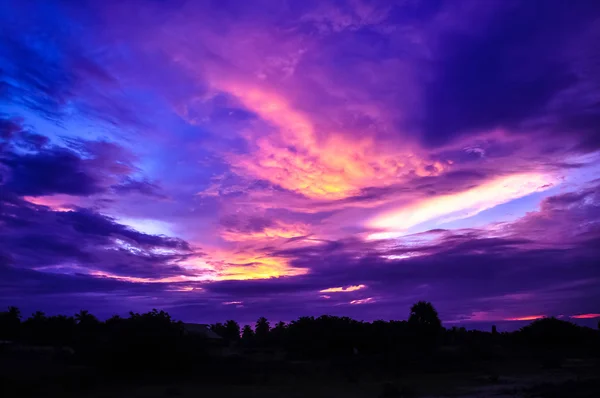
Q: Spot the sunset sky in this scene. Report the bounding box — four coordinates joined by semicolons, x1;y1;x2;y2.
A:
1;0;599;328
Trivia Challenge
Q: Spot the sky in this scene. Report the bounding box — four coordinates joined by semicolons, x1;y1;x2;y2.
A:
1;0;600;329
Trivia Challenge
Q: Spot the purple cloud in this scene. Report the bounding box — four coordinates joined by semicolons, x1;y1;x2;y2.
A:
1;0;599;328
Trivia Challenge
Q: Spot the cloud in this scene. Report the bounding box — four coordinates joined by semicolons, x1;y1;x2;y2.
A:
349;297;375;305
418;1;600;149
368;172;558;237
570;314;600;319
1;0;600;326
0;3;140;127
219;82;443;200
1;117;171;203
195;182;600;322
320;284;367;293
3;181;599;324
1;147;105;196
112;178;167;198
0;194;195;280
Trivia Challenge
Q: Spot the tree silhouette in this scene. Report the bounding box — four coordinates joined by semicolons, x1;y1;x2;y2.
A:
0;306;21;341
46;314;76;346
408;301;442;348
271;321;287;344
7;306;21;321
106;314;123;326
224;319;241;341
255;316;270;343
211;320;241;342
75;310;99;326
409;301;442;330
210;322;226;338
242;324;254;343
518;317;581;347
31;310;47;322
22;311;48;344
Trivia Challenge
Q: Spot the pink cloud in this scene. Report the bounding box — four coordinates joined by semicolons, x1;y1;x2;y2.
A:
570;314;600;319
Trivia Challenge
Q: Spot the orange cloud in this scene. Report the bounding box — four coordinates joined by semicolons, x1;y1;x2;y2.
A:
220;221;310;242
215;81;442;200
218;255;306;280
368;172;558;237
570;313;600;319
320;284;367;293
507;315;546;321
180;247;308;281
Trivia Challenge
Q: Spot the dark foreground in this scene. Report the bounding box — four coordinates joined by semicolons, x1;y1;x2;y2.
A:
2;306;599;397
2;352;600;398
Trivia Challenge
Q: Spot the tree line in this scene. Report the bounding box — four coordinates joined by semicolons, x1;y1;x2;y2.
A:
1;301;599;373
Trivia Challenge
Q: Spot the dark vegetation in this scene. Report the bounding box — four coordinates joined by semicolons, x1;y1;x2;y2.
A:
1;302;599;397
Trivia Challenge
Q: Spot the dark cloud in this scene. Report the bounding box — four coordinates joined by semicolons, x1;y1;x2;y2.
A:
0;264;182;320
1;147;104;196
420;1;600;148
0;194;193;279
1;116;169;199
112;178;167;198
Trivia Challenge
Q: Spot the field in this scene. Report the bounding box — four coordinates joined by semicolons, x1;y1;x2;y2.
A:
2;350;600;398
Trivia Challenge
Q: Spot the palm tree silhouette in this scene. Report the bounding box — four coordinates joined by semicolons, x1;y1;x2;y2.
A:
75;310;98;326
225;320;241;341
255;317;270;338
242;325;254;342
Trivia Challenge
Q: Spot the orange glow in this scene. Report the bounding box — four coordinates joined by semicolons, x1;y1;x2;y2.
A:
220;222;310;242
368;172;558;236
320;284;367;293
180;247;308;281
349;297;375;305
217;253;307;280
570;313;600;319
215;81;442;200
507;315;546;321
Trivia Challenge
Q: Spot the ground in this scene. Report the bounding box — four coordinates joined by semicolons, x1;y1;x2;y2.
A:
78;359;600;398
